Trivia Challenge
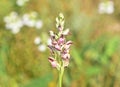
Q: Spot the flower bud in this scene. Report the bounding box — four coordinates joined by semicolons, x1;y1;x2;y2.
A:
59;13;64;19
49;31;55;36
62;29;69;35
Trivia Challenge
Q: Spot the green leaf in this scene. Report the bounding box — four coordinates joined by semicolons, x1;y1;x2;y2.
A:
105;37;119;57
0;40;9;76
24;74;53;87
86;66;101;76
71;47;82;66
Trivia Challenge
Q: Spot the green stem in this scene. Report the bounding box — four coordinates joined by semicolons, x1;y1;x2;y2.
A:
58;66;64;87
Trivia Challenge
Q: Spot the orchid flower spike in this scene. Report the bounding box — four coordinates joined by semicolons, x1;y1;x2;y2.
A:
48;13;72;69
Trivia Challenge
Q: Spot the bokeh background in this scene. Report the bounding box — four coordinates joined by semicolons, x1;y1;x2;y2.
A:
0;0;120;87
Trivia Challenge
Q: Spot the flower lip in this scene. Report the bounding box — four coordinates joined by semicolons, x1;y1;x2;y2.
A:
66;40;72;44
48;57;54;62
54;44;61;51
52;41;57;45
63;41;72;50
61;53;70;60
48;57;59;68
47;45;55;54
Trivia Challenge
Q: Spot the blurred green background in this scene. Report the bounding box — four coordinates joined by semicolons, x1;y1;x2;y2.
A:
0;0;120;87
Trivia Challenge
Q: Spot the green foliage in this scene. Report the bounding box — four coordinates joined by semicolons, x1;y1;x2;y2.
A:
101;37;119;64
71;47;82;67
24;74;53;87
0;39;9;76
105;37;119;57
86;66;101;76
0;0;13;20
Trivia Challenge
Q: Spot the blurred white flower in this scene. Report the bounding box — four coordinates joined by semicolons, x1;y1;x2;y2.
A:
35;20;43;29
106;1;114;14
34;37;41;45
47;38;52;45
22;13;36;27
16;0;29;6
98;2;105;14
4;11;23;34
11;28;20;34
4;12;18;23
98;1;114;14
22;12;43;29
4;11;43;34
38;44;46;52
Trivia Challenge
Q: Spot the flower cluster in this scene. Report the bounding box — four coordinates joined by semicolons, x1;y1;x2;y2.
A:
48;13;72;70
4;11;43;34
34;36;51;52
22;12;43;29
3;12;23;34
16;0;29;6
98;0;114;14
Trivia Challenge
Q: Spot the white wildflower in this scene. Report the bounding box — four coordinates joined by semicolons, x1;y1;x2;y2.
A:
98;2;106;14
4;11;43;34
98;1;114;14
4;11;23;34
34;37;41;45
35;20;43;29
11;28;20;34
22;13;36;27
106;1;114;14
38;44;46;52
16;0;29;6
47;38;52;45
22;12;43;29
